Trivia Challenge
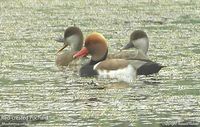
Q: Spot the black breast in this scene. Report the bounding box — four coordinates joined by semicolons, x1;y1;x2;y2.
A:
79;49;108;77
79;64;98;77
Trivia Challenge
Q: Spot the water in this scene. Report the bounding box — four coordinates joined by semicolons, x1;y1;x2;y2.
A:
0;0;200;126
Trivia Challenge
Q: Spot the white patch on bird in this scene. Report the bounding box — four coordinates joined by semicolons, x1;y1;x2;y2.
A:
66;35;80;50
133;37;149;54
93;62;101;70
94;64;136;83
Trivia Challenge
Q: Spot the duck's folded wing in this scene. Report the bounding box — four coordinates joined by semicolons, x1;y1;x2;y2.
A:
94;59;129;70
108;50;149;60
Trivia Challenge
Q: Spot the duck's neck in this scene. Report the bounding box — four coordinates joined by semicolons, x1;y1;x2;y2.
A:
134;37;149;55
71;41;83;52
67;34;83;52
135;49;149;60
89;50;108;65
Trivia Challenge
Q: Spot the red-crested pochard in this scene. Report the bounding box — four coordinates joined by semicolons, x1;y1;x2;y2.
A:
73;32;137;83
123;30;149;53
55;27;84;66
110;30;165;75
74;32;165;79
109;30;149;60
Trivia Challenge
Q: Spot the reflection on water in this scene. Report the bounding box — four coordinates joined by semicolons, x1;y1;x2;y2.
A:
0;0;200;126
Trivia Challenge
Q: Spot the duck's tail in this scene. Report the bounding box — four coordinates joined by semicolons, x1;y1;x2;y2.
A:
160;65;167;68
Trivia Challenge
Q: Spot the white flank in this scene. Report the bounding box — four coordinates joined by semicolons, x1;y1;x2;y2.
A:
95;64;136;83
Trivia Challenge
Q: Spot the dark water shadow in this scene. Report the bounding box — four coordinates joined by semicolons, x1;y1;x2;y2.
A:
87;81;130;90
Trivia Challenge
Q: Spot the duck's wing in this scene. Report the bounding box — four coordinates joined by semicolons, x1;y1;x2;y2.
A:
108;50;149;60
94;59;129;70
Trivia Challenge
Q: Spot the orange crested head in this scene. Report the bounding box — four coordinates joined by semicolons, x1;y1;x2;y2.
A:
73;32;108;60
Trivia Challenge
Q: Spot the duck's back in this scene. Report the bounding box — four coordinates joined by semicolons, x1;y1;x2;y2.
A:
56;51;74;66
108;50;149;60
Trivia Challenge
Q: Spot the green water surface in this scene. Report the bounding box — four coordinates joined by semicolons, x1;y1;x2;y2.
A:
0;0;200;126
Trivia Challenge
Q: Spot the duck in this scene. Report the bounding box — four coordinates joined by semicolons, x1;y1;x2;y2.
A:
108;30;149;60
74;31;165;78
109;30;165;75
123;30;149;54
73;32;137;83
55;26;84;66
